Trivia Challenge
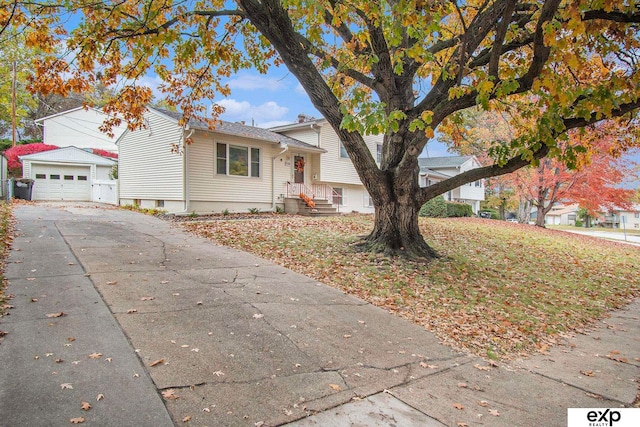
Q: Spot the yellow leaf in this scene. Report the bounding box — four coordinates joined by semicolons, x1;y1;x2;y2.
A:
329;383;341;391
70;417;85;424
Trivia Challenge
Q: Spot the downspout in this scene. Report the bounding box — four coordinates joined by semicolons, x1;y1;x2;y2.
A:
272;143;289;211
182;127;194;213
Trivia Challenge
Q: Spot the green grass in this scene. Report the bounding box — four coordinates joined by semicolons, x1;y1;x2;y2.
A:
0;202;14;318
182;215;640;360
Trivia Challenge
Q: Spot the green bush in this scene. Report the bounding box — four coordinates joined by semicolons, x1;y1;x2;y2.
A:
446;202;473;217
419;195;447;218
575;219;583;227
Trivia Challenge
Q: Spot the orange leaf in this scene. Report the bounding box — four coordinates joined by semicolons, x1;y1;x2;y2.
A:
182;416;191;422
70;417;85;424
88;352;102;359
150;358;165;367
81;401;91;411
329;384;341;391
453;403;464;410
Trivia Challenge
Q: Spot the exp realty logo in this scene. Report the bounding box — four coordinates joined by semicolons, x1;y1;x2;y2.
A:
568;408;640;427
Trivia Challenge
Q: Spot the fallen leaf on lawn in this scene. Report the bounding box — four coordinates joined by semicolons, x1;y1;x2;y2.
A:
162;389;179;400
457;382;468;388
202;408;211;412
253;313;264;319
88;352;102;359
182;416;191;422
30;298;38;302
473;364;491;371
477;400;489;407
96;394;104;401
68;337;75;342
140;297;154;301
81;401;91;411
55;358;64;363
489;409;500;416
106;281;117;285
457;423;469;427
453;403;464;410
150;358;165;367
70;417;85;424
46;312;65;318
329;384;341;391
126;309;137;314
60;383;73;390
580;370;595;377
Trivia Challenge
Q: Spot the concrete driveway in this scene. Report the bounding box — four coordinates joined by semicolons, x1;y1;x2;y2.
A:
1;203;639;426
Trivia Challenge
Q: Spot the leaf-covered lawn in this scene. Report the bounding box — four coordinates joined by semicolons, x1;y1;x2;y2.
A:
0;202;14;319
181;215;640;360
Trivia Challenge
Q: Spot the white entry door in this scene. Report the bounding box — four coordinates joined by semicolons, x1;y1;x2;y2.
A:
32;164;92;201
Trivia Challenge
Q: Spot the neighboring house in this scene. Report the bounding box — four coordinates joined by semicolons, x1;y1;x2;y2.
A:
418;156;485;213
600;205;640;229
270;116;383;214
34;106;125;153
117;108;327;214
20;146;117;203
545;204;580;226
18;107;124;203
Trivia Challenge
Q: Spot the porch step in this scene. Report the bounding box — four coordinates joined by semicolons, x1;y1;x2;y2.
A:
287;197;341;217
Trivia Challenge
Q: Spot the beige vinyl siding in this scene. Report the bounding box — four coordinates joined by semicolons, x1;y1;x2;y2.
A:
188;133;281;205
277;128;320;147
118;110;184;201
318;123;382;185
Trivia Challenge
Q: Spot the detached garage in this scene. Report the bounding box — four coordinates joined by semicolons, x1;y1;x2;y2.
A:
20;147;117;202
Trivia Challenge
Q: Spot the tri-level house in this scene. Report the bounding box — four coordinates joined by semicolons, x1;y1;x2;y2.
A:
418;156;485;213
116;110;383;215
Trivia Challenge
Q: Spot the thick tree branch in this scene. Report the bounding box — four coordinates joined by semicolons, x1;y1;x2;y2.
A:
418;98;640;206
582;10;640;23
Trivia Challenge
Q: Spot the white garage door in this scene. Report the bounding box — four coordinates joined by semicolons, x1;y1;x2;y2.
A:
32;164;91;201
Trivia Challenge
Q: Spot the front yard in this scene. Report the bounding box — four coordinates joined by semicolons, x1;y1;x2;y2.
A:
182;215;640;360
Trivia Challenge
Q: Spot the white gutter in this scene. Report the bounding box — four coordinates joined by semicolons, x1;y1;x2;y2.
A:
181;127;194;214
272;143;289;211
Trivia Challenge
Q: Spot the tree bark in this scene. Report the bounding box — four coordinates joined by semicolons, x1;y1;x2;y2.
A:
358;199;439;261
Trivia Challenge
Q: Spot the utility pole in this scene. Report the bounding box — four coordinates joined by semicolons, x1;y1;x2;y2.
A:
11;60;17;147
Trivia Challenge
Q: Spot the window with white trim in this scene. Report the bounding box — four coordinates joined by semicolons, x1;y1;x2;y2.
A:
364;192;374;207
339;141;349;158
216;143;260;177
333;187;343;205
376;144;382;163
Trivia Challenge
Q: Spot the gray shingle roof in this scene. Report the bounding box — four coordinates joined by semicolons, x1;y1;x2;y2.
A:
152;108;325;153
418;155;473;169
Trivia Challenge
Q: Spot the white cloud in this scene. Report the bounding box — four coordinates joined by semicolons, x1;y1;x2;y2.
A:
227;73;285;91
217;99;289;124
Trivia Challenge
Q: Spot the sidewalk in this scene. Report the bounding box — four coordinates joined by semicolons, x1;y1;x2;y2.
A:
1;203;638;426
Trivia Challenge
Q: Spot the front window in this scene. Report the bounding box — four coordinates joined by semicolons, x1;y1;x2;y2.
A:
364;192;374;207
376;144;382;163
216;143;260;177
339;142;349;158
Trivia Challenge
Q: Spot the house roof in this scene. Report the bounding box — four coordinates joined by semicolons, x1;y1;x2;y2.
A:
419;168;451;179
152;108;325;153
34;106;94;124
547;204;580;217
19;146;117;166
418;156;474;169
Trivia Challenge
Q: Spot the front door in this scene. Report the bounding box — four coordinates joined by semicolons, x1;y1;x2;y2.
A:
294;155;305;184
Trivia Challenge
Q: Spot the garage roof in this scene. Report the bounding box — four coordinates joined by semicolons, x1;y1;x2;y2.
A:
19;146;117;166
